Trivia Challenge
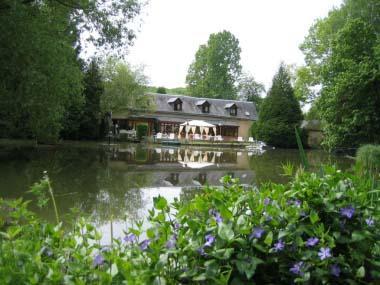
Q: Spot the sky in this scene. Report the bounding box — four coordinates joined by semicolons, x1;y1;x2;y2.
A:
127;0;343;91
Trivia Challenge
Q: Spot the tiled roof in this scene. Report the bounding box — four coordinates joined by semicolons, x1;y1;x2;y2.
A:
148;93;257;121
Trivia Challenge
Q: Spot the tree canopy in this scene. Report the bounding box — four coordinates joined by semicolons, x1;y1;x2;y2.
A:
252;63;303;148
238;73;265;113
186;30;242;99
101;58;151;115
0;0;142;142
299;0;380;149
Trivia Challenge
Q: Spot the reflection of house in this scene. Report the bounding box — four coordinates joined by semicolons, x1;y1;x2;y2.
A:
112;93;258;140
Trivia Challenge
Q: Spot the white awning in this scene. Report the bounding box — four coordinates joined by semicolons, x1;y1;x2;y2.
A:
180;120;215;128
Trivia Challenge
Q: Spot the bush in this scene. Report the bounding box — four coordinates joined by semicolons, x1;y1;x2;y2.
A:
1;167;380;284
136;124;148;140
356;144;380;177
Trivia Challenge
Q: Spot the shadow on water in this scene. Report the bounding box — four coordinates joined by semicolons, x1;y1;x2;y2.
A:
0;141;352;241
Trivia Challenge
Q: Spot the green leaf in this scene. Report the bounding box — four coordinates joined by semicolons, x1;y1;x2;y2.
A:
218;223;234;241
309;211;319;224
356;266;365;278
153;196;167;210
264;231;273;246
351;231;366;242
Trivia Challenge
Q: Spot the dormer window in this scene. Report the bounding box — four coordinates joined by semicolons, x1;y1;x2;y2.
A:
168;97;183;111
174;101;182;111
196;100;210;113
225;103;237;116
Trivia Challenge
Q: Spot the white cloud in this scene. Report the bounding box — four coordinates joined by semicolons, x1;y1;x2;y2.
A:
126;0;342;90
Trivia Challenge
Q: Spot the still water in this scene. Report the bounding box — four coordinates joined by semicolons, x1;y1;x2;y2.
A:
0;142;352;242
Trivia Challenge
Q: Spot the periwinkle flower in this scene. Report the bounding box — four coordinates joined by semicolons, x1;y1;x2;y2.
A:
263;198;271;206
123;233;137;243
366;217;374;227
197;247;206;256
330;264;341;277
318;247;332;260
204;234;215;247
249;227;265;239
140;239;151;251
174;222;181;230
294;199;302;207
93;254;104;267
209;209;223;224
289;261;304;275
305;237;319;247
340;205;355;219
166;235;177;249
273;240;285;252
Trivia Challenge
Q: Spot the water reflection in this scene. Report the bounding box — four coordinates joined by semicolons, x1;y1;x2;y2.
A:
0;142;352;242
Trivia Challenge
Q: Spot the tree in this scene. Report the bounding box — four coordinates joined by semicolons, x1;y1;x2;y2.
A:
238;73;265;113
0;0;142;142
186;30;242;99
79;60;104;139
252;63;303;148
101;58;152;115
299;0;380;149
156;87;167;94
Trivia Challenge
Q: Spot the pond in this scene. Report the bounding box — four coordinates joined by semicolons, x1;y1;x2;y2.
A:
0;141;352;243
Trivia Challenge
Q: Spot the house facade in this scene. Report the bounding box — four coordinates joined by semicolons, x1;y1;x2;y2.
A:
112;93;258;140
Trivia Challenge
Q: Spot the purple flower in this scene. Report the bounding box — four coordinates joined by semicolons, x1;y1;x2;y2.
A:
249;227;265;239
289;261;304;275
294;199;301;207
166;235;177;249
263;198;271;206
93;254;104;267
273;240;285;252
139;239;151;251
318;247;332;260
305;237;319;247
174;222;181;230
204;234;215;247
340;205;355;219
197;247;206;256
330;264;341;277
209;209;223;224
123;233;137;243
366;217;374;227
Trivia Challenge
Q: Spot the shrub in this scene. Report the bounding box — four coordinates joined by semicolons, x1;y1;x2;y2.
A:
136;124;148;140
356;144;380;177
1;167;380;284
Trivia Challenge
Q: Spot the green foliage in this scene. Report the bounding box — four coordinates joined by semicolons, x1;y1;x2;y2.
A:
0;0;142;143
136;124;148;140
101;58;151;115
156;87;167;94
356;145;380;180
186;30;242;99
2;167;380;283
252;63;303;148
238;73;265;113
80;60;104;139
300;0;380;150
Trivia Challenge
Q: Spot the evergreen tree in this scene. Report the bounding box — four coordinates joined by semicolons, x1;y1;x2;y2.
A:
252;63;303;148
80;60;104;139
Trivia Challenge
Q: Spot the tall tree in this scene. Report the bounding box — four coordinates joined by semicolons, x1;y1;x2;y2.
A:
0;0;142;142
299;0;380;149
101;58;151;116
186;30;242;99
252;63;303;148
238;73;265;112
80;60;104;139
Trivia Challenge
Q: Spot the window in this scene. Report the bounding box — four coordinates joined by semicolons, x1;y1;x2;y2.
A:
230;106;237;116
174;102;182;111
202;105;209;113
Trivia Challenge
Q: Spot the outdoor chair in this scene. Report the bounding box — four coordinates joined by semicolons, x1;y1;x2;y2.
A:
169;133;175;140
156;133;162;139
248;137;254;142
194;134;201;140
237;137;244;142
